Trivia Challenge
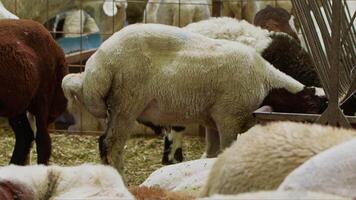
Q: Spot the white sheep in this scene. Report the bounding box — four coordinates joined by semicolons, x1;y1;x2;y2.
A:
154;17;318;163
200;121;356;197
62;23;326;175
183;17;272;53
0;0;18;19
62;73;160;135
184;17;321;86
141;158;215;197
62;9;99;38
1;0;127;40
0;164;134;199
200;191;350;200
278;138;356;198
143;0;211;27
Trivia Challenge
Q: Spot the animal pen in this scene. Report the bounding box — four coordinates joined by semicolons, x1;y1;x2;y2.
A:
1;0;355;134
0;0;356;190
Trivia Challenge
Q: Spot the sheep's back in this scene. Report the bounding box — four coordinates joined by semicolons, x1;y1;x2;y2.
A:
202;121;356;196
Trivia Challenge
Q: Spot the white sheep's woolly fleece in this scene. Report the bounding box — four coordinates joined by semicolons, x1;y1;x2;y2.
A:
279;138;356;198
183;17;272;53
200;121;356;196
141;158;215;197
62;23;309;174
0;164;134;200
199;191;350;200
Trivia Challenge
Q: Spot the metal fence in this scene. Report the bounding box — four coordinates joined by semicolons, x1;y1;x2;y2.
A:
1;0;356;134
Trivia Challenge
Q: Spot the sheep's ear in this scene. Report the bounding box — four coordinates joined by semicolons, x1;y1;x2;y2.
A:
103;1;118;17
255;105;273;112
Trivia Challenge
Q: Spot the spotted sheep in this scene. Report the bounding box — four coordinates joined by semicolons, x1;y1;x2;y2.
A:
62;23;327;176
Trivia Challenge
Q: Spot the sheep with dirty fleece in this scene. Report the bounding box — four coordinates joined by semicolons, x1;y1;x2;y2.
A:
0;19;68;165
279;138;356;198
200;121;356;197
144;0;211;27
1;0;127;40
0;164;134;200
62;23;327;176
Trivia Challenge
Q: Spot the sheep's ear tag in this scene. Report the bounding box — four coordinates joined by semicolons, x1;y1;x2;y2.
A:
103;2;118;17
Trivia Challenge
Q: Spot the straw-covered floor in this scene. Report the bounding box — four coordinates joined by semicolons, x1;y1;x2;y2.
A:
0;118;204;186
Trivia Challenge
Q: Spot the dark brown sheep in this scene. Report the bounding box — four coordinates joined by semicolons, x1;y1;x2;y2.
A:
0;19;68;165
254;5;300;42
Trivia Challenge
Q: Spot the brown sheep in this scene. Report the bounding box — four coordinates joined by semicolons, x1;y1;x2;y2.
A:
0;19;68;165
254;5;300;42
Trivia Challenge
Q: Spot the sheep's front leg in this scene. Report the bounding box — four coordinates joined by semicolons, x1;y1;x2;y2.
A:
215;118;242;151
99;113;134;176
205;127;220;158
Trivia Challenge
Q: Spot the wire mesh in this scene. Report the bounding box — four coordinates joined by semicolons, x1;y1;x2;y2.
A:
1;0;355;133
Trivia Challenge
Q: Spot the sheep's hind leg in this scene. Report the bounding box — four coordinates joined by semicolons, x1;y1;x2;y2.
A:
162;126;185;165
8;113;35;165
35;113;51;164
214;117;241;152
100;113;135;178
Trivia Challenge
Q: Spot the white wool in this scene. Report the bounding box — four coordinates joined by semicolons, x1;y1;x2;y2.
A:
143;0;210;27
0;164;134;200
63;10;99;38
183;17;272;53
62;23;306;174
200;191;350;200
200;121;356;196
0;1;18;19
141;158;215;197
279;138;356;198
1;0;127;40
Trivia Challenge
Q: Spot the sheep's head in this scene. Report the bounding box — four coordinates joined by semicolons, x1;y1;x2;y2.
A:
0;179;35;200
262;87;328;114
254;5;299;42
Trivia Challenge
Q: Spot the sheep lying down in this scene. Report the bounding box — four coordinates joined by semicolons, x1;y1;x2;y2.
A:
201;121;356;196
0;164;134;200
279;138;356;198
141;158;215;197
199;191;350;200
62;23;326;175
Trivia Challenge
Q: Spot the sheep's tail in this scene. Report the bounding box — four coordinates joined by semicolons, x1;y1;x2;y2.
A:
62;73;85;117
81;52;113;118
